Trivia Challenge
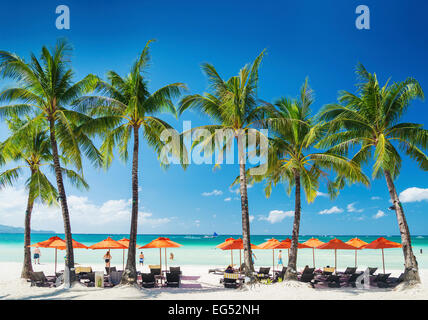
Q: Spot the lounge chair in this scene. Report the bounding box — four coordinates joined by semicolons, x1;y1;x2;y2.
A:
169;267;182;275
368;267;377;275
29;271;56;287
344;271;364;287
150;267;161;276
322;267;335;275
386;273;404;287
274;267;287;282
209;267;225;275
166;272;180;287
372;273;391;288
141;273;156;288
255;267;271;280
223;273;242;289
313;274;341;288
76;266;92;274
342;267;357;275
299;268;315;283
105;266;116;274
109;271;123;286
82;272;95;287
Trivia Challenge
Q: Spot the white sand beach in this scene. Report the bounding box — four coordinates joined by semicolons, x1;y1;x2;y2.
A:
0;262;427;300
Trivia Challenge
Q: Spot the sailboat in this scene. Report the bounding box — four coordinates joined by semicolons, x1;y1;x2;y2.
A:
204;232;218;239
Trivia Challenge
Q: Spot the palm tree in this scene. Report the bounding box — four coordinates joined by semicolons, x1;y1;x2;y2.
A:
0;117;88;279
179;51;266;277
74;40;187;284
0;39;100;281
318;64;427;283
253;79;369;280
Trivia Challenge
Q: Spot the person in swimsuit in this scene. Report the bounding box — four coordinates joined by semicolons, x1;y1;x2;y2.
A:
103;250;112;268
139;252;144;266
277;250;283;268
33;247;41;264
169;252;174;261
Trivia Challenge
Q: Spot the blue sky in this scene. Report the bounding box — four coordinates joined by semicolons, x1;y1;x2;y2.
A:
0;0;427;235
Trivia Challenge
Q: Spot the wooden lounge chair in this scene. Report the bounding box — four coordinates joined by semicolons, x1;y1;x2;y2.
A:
386;273;404;287
344;271;363;287
141;273;156;288
313;274;341;288
299;272;315;283
166;272;180;287
274;267;287;282
29;271;56;288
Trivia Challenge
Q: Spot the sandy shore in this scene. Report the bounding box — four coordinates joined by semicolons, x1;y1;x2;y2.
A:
0;262;427;300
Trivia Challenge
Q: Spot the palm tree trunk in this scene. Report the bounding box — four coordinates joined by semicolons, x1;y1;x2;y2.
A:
21;189;34;279
48;117;75;282
237;134;254;278
121;126;139;284
384;170;420;283
285;169;301;280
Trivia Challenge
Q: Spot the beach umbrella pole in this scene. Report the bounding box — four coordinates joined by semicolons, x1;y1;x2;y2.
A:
165;248;168;272
335;249;337;273
272;249;274;274
239;250;242;274
355;250;357;268
312;248;315;268
382;248;385;274
55;248;57;274
123;249;125;271
159;248;162;274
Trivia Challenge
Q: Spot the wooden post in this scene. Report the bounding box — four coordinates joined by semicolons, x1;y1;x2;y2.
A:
165;248;168;272
355;250;357;268
334;249;337;273
55;248;57;274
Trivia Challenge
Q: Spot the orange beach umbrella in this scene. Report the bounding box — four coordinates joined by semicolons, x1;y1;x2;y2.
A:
302;238;325;268
361;237;402;273
139;237;182;272
274;239;311;270
346;238;368;268
29;236;88;273
89;237;127;273
216;238;236;265
219;238;260;272
317;238;359;272
257;238;280;274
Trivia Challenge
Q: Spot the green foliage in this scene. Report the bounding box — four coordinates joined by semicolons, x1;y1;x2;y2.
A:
318;63;427;180
74;40;187;169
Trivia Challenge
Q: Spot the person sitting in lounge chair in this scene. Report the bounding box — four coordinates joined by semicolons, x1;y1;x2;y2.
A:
225;265;234;273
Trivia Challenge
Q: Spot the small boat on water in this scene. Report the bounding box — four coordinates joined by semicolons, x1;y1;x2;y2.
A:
204;232;218;239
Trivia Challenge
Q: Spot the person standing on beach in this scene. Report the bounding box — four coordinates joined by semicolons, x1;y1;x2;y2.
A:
252;252;257;265
169;252;174;261
277;250;283;269
103;250;112;269
139;252;144;267
33;247;41;264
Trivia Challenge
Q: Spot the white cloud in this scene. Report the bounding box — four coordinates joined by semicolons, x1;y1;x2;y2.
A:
201;189;223;196
399;187;428;203
316;191;329;198
249;215;255;223
371;196;381;200
259;210;294;224
224;197;232;202
347;202;363;213
319;206;344;215
373;210;386;219
0;186;171;233
229;184;253;195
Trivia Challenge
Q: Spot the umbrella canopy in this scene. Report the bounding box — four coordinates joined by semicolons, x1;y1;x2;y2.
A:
302;238;325;268
219;238;259;272
273;238;311;249
346;238;368;267
88;236;127;250
139;237;182;272
29;236;63;248
117;238;130;248
317;238;359;272
216;237;236;249
29;236;88;273
361;237;402;273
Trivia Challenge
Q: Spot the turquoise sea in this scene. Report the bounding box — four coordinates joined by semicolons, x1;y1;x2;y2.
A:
1;234;428;271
